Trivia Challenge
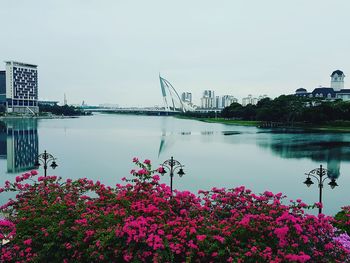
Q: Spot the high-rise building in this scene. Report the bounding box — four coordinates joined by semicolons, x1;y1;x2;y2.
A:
216;95;238;109
4;61;39;113
201;90;215;108
242;94;268;106
181;92;192;104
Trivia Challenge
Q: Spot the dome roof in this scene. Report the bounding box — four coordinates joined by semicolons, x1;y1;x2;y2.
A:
331;70;344;77
296;88;307;92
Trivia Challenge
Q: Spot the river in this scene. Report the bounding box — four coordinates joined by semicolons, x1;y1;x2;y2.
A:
1;114;350;215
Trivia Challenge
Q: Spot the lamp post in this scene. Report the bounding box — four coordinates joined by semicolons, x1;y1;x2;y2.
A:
34;150;58;177
303;164;338;215
159;156;185;193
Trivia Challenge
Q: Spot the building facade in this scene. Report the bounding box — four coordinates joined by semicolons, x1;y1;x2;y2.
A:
241;94;268;106
181;92;192;104
331;70;344;91
5;61;39;113
201;90;215;108
295;70;350;101
216;95;238;109
0;71;5;105
242;95;257;106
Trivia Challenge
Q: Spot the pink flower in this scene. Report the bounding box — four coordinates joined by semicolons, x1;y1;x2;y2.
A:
132;157;139;163
315;202;323;209
23;238;32;246
30;170;38;175
264;191;274;197
137;168;149;175
213;235;225;244
143;159;151;165
157;167;165;173
196;235;206;241
65;242;72;249
152;175;160;181
123;253;133;262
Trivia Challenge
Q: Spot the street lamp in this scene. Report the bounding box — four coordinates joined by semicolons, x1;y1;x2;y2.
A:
159;156;185;193
34;150;58;177
303;164;338;215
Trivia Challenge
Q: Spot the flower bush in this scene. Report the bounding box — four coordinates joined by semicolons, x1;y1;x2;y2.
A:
335;206;350;235
0;159;349;262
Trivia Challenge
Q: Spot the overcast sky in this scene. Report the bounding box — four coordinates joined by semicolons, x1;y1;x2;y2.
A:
1;0;349;106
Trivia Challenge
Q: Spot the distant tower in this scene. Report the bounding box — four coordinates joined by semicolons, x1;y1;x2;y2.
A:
331;70;345;91
64;93;67;105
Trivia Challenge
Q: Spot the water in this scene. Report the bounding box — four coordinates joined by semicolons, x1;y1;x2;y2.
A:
1;114;350;215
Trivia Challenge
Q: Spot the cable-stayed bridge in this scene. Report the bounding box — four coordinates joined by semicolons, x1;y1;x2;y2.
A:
86;75;197;115
85;107;180;116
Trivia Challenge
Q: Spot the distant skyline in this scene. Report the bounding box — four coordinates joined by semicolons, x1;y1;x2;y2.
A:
1;0;350;107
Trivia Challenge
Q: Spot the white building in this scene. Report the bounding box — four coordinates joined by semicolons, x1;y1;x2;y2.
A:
242;94;267;106
331;70;345;91
201;90;215;108
4;61;39;113
216;95;238;109
181;92;192;104
242;95;257;106
295;70;350;101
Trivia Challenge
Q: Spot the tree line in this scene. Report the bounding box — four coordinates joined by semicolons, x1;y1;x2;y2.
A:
221;95;350;124
39;104;90;116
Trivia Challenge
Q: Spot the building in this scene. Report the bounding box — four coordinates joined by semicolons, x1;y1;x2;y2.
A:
242;94;268;106
200;90;215;108
0;71;5;105
331;70;345;91
295;70;350;101
242;95;257;106
4;61;39;113
38;100;59;106
216;95;238;109
181;92;192;104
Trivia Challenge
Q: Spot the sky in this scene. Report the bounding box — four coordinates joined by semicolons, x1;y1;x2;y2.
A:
1;0;350;107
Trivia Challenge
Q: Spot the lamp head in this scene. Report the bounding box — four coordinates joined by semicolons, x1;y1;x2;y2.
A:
303;177;314;187
50;161;58;169
328;179;338;189
177;168;185;177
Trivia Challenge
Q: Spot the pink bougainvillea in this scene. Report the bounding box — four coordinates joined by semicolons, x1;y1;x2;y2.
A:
0;159;349;262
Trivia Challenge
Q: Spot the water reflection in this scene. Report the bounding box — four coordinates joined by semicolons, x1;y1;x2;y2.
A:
0;119;38;173
257;130;350;179
157;124;350;180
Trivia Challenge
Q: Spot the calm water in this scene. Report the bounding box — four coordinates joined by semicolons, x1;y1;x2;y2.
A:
1;114;350;215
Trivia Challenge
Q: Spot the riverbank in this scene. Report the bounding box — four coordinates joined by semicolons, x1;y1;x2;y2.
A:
198;118;260;126
176;116;261;126
177;116;350;132
0;115;79;120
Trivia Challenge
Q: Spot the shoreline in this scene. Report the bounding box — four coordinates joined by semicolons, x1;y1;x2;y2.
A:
0;115;80;120
176;116;350;132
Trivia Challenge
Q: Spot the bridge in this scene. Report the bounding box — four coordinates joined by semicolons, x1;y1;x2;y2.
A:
84;75;201;115
84;107;181;116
